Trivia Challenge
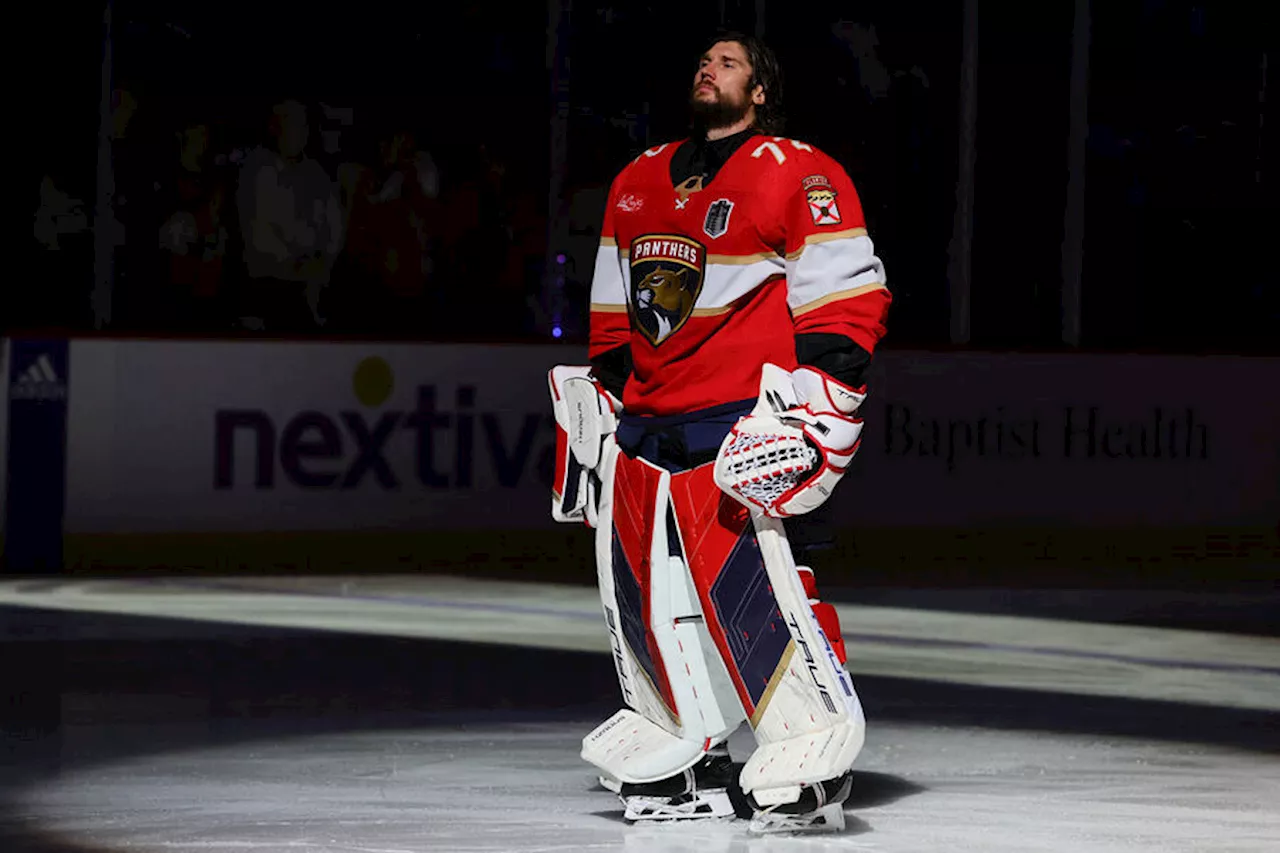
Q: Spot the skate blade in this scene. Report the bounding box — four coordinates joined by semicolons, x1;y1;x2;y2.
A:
748;802;846;834
623;790;735;822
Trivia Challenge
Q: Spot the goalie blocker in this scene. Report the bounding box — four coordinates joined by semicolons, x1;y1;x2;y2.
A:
548;365;864;832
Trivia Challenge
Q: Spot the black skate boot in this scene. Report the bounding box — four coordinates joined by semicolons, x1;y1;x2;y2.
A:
616;744;749;822
747;772;853;833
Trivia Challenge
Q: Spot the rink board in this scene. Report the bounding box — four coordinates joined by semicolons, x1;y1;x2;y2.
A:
2;337;1278;574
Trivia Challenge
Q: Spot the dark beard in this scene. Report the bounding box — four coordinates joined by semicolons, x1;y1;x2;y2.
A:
689;86;751;132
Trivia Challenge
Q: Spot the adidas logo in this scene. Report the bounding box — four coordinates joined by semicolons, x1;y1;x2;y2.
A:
9;354;67;402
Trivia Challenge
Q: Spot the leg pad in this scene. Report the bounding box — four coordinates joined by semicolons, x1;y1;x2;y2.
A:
797;566;846;666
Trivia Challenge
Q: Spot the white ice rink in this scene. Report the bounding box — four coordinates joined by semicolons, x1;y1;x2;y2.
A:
14;717;1280;853
1;575;1278;852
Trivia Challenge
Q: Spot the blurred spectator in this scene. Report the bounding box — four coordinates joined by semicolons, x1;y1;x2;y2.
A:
829;19;899;234
831;20;894;103
317;106;374;332
235;99;343;332
827;16;948;343
437;144;520;334
33;174;90;253
495;157;549;336
315;103;367;228
557;124;616;338
563;179;608;284
30;171;92;330
110;84;168;332
340;125;442;336
156;120;233;332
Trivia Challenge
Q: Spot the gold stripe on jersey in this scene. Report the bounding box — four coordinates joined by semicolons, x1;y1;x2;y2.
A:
589;302;629;313
599;236;617;247
706;250;780;266
784;227;869;261
690;305;735;317
792;281;888;316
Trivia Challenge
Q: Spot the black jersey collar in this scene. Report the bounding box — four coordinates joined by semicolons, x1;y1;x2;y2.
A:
670;126;761;187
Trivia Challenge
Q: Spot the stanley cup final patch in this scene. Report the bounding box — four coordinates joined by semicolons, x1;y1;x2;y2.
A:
703;199;733;239
628;235;706;346
802;174;842;226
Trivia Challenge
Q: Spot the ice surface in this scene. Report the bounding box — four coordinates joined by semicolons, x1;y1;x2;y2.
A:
1;576;1276;711
1;575;1277;852
13;719;1279;852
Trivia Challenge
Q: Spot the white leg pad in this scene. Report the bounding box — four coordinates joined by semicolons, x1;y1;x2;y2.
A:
583;451;742;785
741;720;864;803
581;708;708;784
651;550;743;744
739;515;866;799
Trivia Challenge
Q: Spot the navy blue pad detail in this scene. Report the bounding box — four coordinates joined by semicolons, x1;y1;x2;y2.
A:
709;528;791;707
611;530;664;701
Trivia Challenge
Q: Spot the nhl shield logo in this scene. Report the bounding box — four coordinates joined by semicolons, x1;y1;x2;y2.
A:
803;174;842;226
703;199;734;239
628;234;706;346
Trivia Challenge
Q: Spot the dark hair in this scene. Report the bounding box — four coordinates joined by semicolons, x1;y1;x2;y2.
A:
700;30;785;135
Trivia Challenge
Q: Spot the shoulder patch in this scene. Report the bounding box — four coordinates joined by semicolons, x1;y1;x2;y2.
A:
802;175;842;226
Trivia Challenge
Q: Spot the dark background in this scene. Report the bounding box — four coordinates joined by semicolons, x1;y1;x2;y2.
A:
15;0;1275;351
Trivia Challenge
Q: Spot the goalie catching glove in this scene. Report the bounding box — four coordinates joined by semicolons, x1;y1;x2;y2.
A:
714;363;866;518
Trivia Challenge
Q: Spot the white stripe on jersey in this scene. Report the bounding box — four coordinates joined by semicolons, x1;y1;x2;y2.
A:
589;242;629;307
591;230;884;315
605;248;784;310
697;256;785;308
786;232;886;314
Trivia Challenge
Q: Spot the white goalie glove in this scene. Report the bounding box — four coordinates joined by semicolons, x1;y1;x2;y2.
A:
714;363;866;518
548;366;622;527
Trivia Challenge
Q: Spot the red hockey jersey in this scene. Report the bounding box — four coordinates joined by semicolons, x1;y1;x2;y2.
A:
589;136;891;417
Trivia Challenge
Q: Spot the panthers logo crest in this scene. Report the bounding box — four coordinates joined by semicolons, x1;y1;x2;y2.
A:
628;235;706;345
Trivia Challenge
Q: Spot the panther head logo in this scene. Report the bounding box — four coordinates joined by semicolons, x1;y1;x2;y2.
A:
636;266;693;314
635;266;695;343
629;235;706;345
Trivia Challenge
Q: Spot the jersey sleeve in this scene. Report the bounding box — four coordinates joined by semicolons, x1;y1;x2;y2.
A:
588;173;632;361
783;151;891;355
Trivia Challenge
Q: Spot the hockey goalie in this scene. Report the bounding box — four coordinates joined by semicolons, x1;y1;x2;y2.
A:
546;31;891;834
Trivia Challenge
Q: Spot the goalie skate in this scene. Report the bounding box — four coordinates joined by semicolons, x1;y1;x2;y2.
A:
619;751;742;823
747;773;852;834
